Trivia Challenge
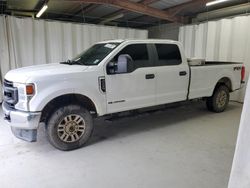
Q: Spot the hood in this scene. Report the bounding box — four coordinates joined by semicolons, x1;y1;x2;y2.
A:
5;63;90;83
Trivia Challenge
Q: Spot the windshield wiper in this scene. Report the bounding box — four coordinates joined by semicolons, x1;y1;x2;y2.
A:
60;59;73;65
60;59;84;65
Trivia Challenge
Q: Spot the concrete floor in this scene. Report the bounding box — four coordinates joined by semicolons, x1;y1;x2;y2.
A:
0;102;242;188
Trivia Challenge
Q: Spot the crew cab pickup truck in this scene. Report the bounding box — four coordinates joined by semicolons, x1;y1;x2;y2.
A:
2;39;245;150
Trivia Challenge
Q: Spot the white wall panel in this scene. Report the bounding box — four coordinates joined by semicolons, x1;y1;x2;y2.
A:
62;23;74;60
33;20;47;65
0;16;8;102
180;25;196;57
218;19;232;61
206;21;218;60
194;23;207;59
148;23;181;40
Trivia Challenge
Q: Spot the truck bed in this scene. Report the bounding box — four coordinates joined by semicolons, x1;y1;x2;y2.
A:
188;62;243;99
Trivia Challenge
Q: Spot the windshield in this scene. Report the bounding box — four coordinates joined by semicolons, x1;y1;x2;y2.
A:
71;42;120;66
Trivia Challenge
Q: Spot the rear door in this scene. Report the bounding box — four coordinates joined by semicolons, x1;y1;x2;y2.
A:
105;43;156;114
153;43;189;105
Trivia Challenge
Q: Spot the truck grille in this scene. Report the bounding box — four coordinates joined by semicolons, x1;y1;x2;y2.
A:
4;79;13;87
3;79;18;108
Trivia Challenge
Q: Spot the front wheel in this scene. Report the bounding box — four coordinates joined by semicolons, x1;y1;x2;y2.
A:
206;85;230;113
46;105;93;151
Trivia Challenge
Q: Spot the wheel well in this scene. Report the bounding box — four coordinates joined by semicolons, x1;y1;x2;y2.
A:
216;77;232;92
40;94;97;123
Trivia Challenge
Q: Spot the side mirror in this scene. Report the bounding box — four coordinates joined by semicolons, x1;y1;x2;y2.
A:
116;54;133;74
107;54;133;74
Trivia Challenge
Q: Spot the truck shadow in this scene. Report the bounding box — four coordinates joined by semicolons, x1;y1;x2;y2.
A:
0;101;241;154
88;101;241;146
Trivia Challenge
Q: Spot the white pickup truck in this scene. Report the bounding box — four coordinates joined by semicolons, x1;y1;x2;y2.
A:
2;39;245;150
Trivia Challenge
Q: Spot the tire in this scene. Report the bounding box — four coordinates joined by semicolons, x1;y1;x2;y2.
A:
46;105;93;151
206;85;230;113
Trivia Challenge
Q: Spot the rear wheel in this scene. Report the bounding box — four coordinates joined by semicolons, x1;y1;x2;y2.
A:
206;85;230;113
46;105;93;151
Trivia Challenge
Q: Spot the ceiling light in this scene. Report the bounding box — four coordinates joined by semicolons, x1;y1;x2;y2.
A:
36;4;48;18
206;0;231;7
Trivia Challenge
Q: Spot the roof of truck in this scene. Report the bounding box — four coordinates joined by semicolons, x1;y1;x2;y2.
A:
98;39;180;44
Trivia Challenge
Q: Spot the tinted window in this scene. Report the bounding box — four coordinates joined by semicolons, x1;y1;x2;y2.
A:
114;44;150;70
71;43;120;65
118;44;149;61
155;44;182;65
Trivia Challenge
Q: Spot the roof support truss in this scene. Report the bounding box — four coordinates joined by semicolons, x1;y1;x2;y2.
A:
65;0;182;22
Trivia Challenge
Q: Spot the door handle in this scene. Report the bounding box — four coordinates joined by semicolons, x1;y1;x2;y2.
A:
179;71;187;76
145;74;155;79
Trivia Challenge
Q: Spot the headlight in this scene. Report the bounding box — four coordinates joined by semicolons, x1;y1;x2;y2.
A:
14;83;35;111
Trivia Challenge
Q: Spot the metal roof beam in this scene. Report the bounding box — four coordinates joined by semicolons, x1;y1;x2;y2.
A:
129;0;210;23
64;0;182;22
165;0;211;16
71;3;99;17
98;0;159;24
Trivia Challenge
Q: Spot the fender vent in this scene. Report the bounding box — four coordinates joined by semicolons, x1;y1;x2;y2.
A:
98;77;106;93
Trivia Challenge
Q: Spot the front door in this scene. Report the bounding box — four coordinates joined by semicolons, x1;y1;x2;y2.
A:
105;43;156;114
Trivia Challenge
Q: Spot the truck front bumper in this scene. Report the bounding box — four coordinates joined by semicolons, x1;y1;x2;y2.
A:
2;102;41;142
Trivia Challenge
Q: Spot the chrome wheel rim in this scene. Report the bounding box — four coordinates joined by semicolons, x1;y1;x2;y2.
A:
216;90;227;108
57;114;85;143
